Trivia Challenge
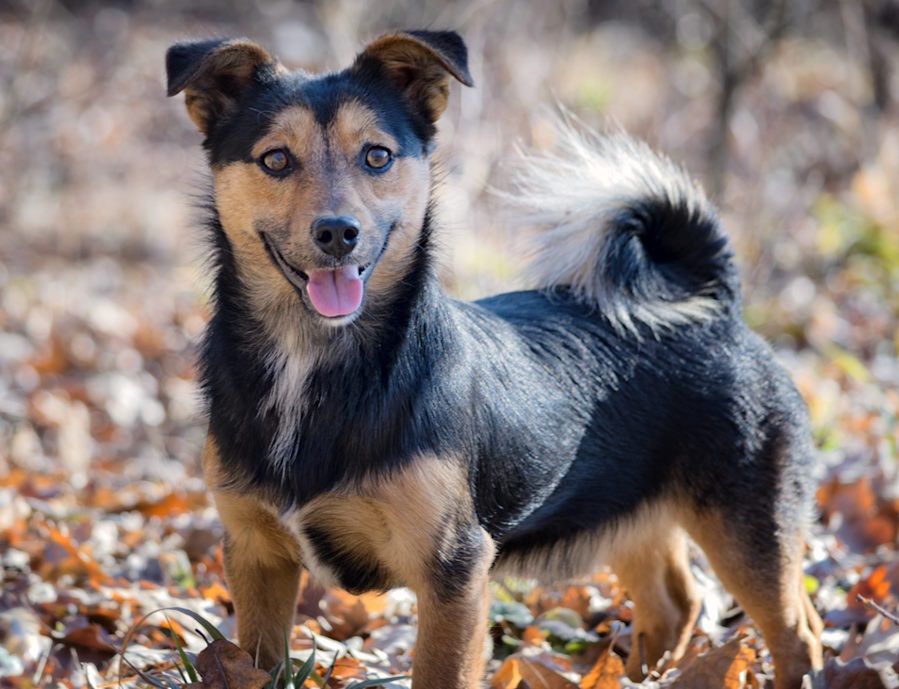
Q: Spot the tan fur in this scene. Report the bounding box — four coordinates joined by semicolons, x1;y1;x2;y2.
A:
413;552;493;689
293;458;494;689
203;437;303;668
493;498;679;582
679;509;823;689
357;33;473;121
178;40;275;134
294;455;474;589
207;442;493;685
495;493;820;688
610;526;700;680
495;498;701;680
212;101;431;320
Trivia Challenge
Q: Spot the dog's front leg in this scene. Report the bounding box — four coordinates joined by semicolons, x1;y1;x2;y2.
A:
203;437;302;669
411;527;494;689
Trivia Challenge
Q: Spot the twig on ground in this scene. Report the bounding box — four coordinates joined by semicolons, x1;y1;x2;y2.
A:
856;594;899;625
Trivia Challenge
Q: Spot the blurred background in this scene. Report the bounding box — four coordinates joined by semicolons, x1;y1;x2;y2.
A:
1;1;898;687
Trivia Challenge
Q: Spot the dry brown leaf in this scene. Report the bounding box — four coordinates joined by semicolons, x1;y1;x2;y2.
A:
820;656;899;689
319;590;371;639
669;637;756;689
59;621;118;654
818;478;899;553
328;656;367;685
580;648;624;689
194;638;272;689
39;524;112;585
356;591;389;617
492;652;579;689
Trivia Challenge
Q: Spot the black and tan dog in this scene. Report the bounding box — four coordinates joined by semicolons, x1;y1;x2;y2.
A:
166;30;823;689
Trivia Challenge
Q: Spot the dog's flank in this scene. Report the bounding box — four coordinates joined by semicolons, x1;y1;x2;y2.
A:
500;115;738;334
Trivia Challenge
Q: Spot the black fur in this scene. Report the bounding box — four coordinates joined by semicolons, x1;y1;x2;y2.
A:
183;32;816;588
302;525;395;594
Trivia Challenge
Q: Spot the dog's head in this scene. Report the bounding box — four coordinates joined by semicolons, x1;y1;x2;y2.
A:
167;31;471;326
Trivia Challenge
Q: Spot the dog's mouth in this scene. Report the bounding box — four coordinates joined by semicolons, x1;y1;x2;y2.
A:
260;233;374;319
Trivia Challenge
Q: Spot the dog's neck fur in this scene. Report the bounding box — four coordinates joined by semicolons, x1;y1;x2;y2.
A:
202;199;451;493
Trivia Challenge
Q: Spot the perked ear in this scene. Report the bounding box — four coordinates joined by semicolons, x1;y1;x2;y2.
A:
354;30;473;124
166;38;277;135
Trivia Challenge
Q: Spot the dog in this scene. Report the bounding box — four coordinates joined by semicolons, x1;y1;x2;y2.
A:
165;30;823;689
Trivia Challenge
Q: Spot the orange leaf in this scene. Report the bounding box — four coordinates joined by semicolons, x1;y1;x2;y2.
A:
849;565;893;619
134;491;206;518
328;656;366;682
669;637;756;689
200;582;232;604
522;625;547;647
580;648;624;689
492;653;579;689
60;622;118;655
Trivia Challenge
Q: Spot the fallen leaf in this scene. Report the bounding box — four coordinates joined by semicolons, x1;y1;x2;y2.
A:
669;637;756;689
319;590;371;639
194;638;271;689
818;656;899;689
580;648;624;689
492;650;578;689
200;582;231;605
849;566;893;609
59;620;118;655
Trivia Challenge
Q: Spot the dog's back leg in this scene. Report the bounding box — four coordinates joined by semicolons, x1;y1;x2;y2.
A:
611;523;701;681
681;506;823;689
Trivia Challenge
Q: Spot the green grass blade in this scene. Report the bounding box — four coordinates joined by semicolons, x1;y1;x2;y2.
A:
267;659;286;689
283;634;294;689
165;614;199;683
163;607;226;642
345;675;410;688
291;648;315;686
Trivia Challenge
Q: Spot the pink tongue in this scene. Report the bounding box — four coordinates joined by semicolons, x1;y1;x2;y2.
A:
305;266;364;318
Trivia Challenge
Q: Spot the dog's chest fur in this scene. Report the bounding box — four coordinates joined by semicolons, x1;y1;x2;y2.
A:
274;454;478;594
260;323;319;476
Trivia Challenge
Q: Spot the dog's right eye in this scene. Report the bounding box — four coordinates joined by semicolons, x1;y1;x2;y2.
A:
260;149;291;175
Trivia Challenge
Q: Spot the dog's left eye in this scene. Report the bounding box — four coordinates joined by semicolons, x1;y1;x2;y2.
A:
364;146;393;171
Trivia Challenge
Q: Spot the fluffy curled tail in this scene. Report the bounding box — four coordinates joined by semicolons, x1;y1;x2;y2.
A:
500;115;739;335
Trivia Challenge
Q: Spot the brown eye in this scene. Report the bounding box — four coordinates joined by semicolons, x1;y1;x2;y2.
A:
365;146;393;170
261;149;290;174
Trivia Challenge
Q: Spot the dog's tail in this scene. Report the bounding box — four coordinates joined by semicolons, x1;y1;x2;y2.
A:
500;114;739;335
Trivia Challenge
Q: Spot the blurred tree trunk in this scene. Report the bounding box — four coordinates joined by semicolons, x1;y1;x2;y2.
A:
864;0;899;112
705;0;788;200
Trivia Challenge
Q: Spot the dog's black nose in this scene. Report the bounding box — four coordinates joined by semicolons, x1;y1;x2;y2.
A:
311;216;360;258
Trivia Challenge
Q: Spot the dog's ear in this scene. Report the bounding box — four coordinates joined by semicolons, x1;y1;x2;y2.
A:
166;38;277;135
354;30;473;123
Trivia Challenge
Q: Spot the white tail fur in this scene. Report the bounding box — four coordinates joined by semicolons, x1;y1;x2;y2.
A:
497;113;735;335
